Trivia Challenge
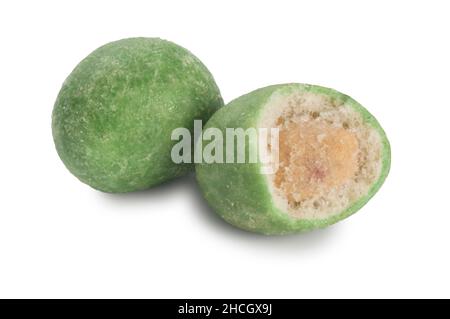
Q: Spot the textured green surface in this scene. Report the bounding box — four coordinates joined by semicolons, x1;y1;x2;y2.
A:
195;83;391;235
53;38;223;192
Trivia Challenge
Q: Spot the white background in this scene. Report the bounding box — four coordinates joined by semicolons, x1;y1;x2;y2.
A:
0;0;449;298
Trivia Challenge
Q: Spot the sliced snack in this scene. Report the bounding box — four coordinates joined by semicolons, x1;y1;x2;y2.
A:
196;83;390;234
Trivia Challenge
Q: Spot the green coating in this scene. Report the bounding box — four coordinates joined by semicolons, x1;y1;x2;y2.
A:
52;38;223;192
195;83;391;235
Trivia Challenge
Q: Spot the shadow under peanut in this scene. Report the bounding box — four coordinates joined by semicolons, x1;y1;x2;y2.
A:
97;173;196;205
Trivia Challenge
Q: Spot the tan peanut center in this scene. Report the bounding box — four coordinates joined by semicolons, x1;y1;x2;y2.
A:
275;120;360;204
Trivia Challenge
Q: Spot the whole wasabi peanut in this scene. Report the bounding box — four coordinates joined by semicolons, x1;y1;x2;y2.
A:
196;84;391;235
52;38;223;192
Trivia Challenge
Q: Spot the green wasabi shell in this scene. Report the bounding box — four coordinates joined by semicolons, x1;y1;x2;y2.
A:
195;83;390;235
52;38;223;192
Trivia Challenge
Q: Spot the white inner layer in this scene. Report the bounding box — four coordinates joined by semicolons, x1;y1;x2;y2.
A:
260;90;382;219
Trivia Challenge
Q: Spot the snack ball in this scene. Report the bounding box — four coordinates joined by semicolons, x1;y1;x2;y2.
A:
52;38;223;192
196;84;390;234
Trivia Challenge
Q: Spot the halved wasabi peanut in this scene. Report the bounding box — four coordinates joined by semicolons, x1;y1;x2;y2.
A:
52;38;223;193
195;83;390;235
